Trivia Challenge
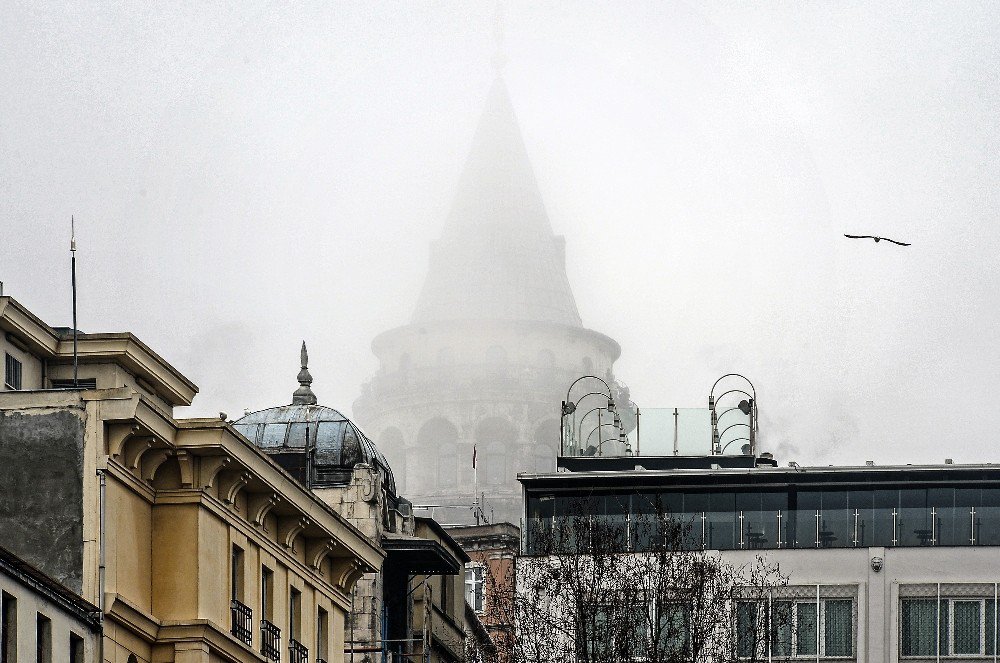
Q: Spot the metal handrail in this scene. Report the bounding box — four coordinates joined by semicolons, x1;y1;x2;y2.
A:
289;638;308;663
261;619;281;661
230;599;253;647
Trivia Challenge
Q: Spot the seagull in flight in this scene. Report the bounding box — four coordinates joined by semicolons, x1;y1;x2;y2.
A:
844;234;910;246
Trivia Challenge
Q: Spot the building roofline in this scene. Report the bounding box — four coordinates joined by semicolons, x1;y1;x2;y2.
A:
415;516;472;564
519;462;1000;491
0;296;198;406
177;417;385;570
0;544;102;632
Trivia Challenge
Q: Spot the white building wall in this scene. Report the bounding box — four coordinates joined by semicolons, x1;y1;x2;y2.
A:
521;546;1000;663
0;570;100;663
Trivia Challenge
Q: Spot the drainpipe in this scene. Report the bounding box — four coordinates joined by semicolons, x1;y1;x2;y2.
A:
98;468;107;662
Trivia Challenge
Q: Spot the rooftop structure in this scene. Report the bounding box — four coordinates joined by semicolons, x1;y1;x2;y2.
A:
519;452;1000;663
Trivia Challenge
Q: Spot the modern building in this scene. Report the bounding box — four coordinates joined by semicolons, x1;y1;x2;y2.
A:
234;345;474;662
520;453;1000;663
0;294;384;663
0;544;102;663
353;74;624;525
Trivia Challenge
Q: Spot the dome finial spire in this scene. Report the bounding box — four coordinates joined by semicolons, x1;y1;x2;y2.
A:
292;341;318;405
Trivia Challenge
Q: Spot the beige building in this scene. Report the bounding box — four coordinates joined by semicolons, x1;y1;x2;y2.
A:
0;294;383;663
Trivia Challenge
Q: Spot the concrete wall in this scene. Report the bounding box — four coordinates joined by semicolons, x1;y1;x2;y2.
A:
0;407;85;592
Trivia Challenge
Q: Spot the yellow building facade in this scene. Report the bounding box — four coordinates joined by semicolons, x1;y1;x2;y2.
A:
0;295;383;663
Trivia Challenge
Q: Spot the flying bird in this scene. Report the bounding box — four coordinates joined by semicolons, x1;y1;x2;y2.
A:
844;234;910;246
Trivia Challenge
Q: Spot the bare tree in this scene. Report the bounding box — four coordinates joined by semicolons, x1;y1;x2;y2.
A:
470;497;788;663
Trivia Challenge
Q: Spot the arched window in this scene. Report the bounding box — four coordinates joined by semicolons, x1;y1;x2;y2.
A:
533;419;559;472
485;442;506;486
475;417;517;487
438;443;457;488
534;445;555;473
416;418;459;492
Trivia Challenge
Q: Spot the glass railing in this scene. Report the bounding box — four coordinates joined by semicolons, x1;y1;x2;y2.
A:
524;488;1000;553
562;406;752;457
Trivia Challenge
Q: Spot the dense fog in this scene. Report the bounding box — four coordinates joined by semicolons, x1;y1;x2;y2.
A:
2;2;999;472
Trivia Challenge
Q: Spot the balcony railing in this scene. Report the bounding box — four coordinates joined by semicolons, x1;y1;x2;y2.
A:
230;599;253;647
261;619;281;661
289;638;309;663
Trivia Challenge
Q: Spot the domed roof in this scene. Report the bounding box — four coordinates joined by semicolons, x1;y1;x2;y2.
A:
233;343;396;495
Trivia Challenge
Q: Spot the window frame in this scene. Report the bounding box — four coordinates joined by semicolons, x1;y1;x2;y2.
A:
4;353;22;391
465;563;485;613
736;597;855;661
900;596;1000;659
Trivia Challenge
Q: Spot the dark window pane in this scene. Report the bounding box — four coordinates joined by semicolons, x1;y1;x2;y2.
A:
796;602;817;656
736;602;759;658
772;601;793;657
849;490;873;547
824;600;853;656
953;601;982;655
820;491;850;548
898;489;932;547
901;599;937;656
260;424;287;448
979;489;1000;546
873;489;898;547
707;492;735;549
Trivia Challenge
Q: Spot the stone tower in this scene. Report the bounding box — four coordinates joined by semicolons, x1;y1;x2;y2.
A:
353;76;622;525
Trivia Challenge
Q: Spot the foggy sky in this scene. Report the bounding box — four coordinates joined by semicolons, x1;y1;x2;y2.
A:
2;2;999;466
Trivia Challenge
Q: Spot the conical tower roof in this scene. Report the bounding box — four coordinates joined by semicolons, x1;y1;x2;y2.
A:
411;77;583;327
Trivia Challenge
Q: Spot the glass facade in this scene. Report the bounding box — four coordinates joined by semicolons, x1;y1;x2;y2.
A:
524;485;1000;553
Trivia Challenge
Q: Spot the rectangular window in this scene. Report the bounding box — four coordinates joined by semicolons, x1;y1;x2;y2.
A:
824;600;853;656
231;546;245;602
35;613;51;663
796;602;818;656
69;633;84;663
49;378;97;390
2;592;16;663
772;600;794;657
465;564;485;613
657;602;690;657
440;575;451;616
289;587;301;642
317;607;329;661
738;597;852;660
4;354;22;390
953;600;982;655
899;597;992;657
261;567;274;620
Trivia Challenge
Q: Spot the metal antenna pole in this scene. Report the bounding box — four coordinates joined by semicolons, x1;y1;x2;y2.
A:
71;216;79;387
